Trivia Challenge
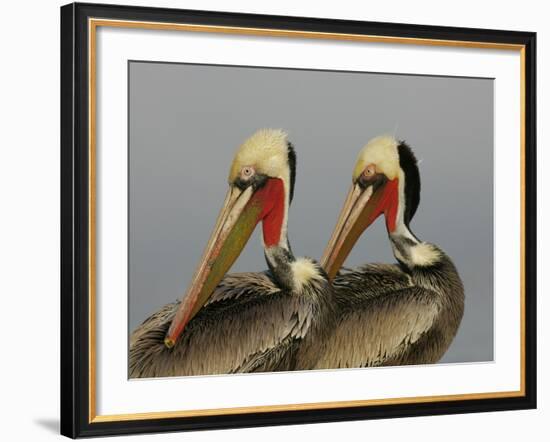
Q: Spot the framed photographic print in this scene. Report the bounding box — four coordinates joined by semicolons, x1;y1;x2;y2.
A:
60;2;537;438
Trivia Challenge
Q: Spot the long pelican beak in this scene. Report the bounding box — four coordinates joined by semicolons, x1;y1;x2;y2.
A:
164;185;263;348
321;178;397;280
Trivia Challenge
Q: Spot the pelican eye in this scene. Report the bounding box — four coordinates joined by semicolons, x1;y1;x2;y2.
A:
363;164;377;178
240;166;255;180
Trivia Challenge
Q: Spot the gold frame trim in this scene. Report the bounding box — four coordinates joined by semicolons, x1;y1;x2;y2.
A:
88;18;527;424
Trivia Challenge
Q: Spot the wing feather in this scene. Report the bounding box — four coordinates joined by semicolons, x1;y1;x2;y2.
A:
315;287;440;369
129;272;315;378
314;264;439;369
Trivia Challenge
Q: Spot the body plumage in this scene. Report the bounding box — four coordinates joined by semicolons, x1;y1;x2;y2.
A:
129;129;334;378
316;136;464;369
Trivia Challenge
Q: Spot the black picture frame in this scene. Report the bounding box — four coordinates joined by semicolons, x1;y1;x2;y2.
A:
61;2;537;438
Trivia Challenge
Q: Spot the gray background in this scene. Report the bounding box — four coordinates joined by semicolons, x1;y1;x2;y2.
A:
129;61;494;363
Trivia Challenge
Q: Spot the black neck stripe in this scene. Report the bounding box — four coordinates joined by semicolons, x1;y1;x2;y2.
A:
397;141;421;226
287;141;297;204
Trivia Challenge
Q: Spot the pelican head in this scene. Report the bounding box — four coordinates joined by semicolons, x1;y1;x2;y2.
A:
165;129;296;348
321;135;421;280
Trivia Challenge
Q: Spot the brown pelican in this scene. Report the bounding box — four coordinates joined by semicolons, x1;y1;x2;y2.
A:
129;129;333;378
314;136;464;369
